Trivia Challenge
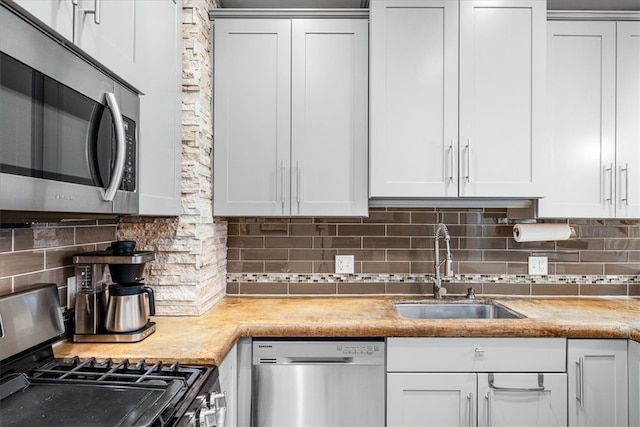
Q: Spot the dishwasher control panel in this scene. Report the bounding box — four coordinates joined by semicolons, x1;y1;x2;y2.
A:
337;344;381;355
253;340;385;365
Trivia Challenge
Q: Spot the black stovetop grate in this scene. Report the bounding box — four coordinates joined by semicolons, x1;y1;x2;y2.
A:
28;357;204;387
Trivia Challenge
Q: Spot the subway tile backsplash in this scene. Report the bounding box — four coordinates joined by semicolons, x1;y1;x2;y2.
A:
0;220;117;305
226;208;640;297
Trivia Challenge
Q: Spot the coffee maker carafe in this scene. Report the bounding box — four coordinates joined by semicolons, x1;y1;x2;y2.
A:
73;241;156;343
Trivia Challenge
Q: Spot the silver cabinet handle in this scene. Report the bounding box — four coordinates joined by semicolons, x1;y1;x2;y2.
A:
280;160;286;210
474;347;485;354
576;358;584;408
621;164;629;205
449;139;455;184
488;373;547;392
102;92;125;202
296;161;301;208
84;0;101;24
604;164;613;205
465;140;471;183
485;391;492;427
467;392;473;427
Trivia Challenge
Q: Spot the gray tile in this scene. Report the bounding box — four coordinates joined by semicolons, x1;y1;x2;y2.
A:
338;224;385;236
76;226;116;244
363;237;410;249
14;267;72;291
264;262;313;274
337;282;386;294
289;283;336;295
603;264;640;275
227;261;264;273
0;229;12;253
457;262;507;275
554;263;604;275
0;277;12;295
482;283;531;295
239;282;288;295
364;210;411;224
385;282;432;295
265;237;313;249
289;249;337;261
387;224;430;237
241;249;288;261
46;245;94;269
314;237;362;249
290;224;336;236
15;227;74;250
226;282;239;294
0;251;45;276
532;284;579;296
227;236;264;248
579;284;627;296
361;261;410;274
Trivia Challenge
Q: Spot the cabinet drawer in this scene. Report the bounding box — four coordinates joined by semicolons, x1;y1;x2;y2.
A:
387;338;566;372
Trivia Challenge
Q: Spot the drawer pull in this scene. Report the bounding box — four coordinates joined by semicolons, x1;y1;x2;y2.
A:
488;373;547;392
474;347;485;354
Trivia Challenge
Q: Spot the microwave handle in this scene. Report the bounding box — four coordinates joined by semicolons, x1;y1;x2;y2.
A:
102;92;126;202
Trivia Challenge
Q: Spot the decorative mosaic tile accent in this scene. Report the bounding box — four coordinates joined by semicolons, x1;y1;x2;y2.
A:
227;273;640;286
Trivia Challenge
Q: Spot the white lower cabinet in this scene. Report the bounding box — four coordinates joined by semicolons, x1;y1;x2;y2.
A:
477;373;567;427
567;339;628;427
386;338;567;427
218;343;237;427
630;340;640;427
387;373;476;427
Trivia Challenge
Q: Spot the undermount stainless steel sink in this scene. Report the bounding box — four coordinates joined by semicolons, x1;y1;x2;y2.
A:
393;301;526;319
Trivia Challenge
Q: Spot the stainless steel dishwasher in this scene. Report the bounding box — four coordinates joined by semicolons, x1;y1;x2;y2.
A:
252;339;385;427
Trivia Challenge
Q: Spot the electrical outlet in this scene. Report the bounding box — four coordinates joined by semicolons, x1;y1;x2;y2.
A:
335;255;355;274
528;256;548;275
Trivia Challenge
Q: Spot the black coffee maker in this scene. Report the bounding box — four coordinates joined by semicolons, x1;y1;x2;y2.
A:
72;240;156;343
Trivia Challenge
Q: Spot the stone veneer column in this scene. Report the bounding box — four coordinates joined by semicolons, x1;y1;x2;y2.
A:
118;0;227;316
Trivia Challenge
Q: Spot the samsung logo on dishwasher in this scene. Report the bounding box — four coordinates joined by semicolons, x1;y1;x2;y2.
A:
258;345;273;348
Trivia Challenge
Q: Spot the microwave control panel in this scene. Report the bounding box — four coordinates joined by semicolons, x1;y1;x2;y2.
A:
120;118;136;192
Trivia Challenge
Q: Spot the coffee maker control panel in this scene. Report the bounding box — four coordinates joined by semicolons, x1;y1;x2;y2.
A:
77;265;93;292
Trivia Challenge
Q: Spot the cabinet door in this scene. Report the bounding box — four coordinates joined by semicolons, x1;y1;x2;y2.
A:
387;373;476;427
291;19;368;216
135;0;182;215
213;19;292;216
458;0;545;198
369;0;458;198
477;373;567;427
12;0;74;40
75;0;136;82
568;339;628;427
538;21;616;218
630;340;640;427
616;21;640;219
219;343;237;427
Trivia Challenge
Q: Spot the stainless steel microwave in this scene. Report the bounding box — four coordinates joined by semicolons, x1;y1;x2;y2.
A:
0;3;139;215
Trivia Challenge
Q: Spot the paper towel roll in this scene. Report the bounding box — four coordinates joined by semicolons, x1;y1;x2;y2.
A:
513;223;571;242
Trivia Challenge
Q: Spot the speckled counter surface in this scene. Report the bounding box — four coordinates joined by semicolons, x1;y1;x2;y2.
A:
54;297;640;366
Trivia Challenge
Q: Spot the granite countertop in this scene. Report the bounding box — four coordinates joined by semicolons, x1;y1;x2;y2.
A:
53;296;640;366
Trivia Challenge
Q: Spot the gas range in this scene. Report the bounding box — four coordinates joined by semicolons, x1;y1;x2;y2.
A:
0;285;226;427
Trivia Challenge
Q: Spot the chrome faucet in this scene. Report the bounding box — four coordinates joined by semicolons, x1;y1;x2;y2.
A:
433;223;454;299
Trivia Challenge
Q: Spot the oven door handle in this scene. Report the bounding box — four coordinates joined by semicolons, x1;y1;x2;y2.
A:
102;92;126;202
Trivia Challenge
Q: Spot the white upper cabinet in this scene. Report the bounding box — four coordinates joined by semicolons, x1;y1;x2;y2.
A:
539;20;640;218
616;21;640;218
458;0;546;198
369;0;459;197
213;19;292;216
134;0;182;216
370;0;546;199
213;15;368;217
12;0;137;86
